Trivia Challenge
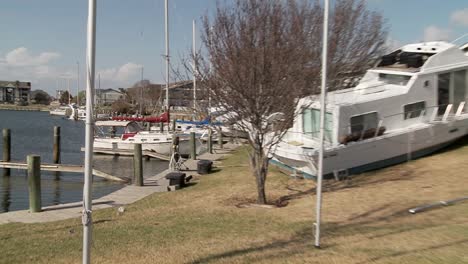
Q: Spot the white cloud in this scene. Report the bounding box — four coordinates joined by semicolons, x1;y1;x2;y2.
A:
451;8;468;27
98;62;143;87
423;26;453;41
4;47;60;67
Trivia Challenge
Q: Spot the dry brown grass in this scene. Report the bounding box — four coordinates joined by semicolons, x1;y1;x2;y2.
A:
1;141;468;263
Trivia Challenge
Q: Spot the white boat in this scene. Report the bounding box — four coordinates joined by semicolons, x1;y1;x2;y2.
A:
93;120;196;156
69;104;110;121
49;106;70;116
272;41;468;178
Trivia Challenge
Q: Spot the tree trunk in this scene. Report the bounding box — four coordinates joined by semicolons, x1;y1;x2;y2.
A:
250;148;269;204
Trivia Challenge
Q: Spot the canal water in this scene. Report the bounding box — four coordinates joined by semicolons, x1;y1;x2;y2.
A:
0;110;168;213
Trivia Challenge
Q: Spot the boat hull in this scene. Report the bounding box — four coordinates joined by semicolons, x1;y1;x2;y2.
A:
272;118;468;179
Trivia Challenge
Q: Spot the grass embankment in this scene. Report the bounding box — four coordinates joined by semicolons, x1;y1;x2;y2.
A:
1;142;468;263
0;104;51;112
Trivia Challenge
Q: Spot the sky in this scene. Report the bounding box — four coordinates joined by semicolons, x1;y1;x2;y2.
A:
0;0;467;95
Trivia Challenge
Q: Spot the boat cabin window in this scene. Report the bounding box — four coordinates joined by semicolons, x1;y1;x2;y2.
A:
404;101;426;119
125;123;142;133
378;73;411;86
350;112;378;134
302;108;333;142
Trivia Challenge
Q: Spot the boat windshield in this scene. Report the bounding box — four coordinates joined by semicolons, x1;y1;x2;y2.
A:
378;73;411;86
125;123;142;133
302;108;333;142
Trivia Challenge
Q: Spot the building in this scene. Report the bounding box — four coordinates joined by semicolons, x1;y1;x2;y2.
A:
96;88;125;105
163;81;205;109
0;80;31;104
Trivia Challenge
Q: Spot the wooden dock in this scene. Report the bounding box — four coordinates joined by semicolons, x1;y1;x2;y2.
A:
0;161;128;183
82;147;171;161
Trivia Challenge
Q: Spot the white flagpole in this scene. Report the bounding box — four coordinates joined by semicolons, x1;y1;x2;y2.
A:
193;19;197;110
315;0;329;248
83;0;96;263
165;0;170;111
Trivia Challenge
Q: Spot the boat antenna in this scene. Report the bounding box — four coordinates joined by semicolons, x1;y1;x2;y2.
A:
451;33;468;44
83;0;96;263
315;0;329;249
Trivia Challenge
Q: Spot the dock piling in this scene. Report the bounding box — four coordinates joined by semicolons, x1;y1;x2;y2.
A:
53;126;61;164
218;129;224;149
190;132;196;160
27;155;41;213
172;119;176;132
2;129;11;176
208;128;213;154
133;144;143;186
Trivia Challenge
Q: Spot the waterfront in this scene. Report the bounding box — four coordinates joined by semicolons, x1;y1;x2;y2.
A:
0;110;168;212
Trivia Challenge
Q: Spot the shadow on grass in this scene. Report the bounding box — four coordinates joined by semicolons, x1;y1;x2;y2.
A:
356;238;468;264
188;227;316;264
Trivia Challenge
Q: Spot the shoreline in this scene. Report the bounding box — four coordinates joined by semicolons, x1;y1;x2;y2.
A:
0;105;51;112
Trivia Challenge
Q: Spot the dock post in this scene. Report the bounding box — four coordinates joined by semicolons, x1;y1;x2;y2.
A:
27;155;41;213
53;126;61;164
133;144;143;186
208;128;213;154
160;122;164;133
2;129;11;176
172;118;176;132
146;122;151;131
218;129;224;149
190;132;196;160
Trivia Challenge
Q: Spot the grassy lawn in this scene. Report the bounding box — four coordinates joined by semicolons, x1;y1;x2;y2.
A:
1;141;468;263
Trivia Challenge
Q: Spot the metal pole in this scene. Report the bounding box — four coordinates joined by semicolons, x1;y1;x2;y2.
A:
315;0;329;248
193;19;197;110
83;0;96;263
165;0;170;111
140;67;144;115
77;61;80;107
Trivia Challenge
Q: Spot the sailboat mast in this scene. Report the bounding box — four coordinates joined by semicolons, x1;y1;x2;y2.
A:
83;0;96;262
193;19;197;110
315;0;329;248
67;78;71;104
165;0;170;111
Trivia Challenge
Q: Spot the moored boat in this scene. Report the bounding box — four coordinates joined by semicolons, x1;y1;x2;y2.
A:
272;41;468;178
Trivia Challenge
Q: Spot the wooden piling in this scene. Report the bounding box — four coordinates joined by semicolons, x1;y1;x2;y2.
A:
190;132;196;160
27;155;41;213
3;129;10;176
53;126;61;164
172;118;176;132
160;122;164;133
218;129;224;149
133;144;143;186
208;128;213;154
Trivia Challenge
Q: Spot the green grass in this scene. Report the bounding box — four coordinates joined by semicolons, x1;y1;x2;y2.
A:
1;143;468;263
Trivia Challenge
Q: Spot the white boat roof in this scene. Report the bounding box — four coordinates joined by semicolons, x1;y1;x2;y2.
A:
95;120;133;127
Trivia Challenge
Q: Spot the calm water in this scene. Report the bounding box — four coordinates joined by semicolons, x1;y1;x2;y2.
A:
0;110;168;213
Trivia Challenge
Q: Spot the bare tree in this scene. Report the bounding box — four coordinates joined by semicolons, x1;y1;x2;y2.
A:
188;0;386;204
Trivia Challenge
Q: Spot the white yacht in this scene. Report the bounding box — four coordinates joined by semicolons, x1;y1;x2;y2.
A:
49;106;70;116
93;120;196;156
272;41;468;179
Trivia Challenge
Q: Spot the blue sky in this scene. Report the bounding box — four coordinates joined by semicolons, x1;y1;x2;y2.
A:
0;0;467;95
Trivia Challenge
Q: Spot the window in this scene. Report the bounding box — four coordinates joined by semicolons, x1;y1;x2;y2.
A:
404;101;425;119
302;108;333;142
454;70;466;108
350;112;378;134
378;73;411;86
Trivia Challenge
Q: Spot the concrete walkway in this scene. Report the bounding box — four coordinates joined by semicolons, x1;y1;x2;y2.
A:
0;143;238;224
